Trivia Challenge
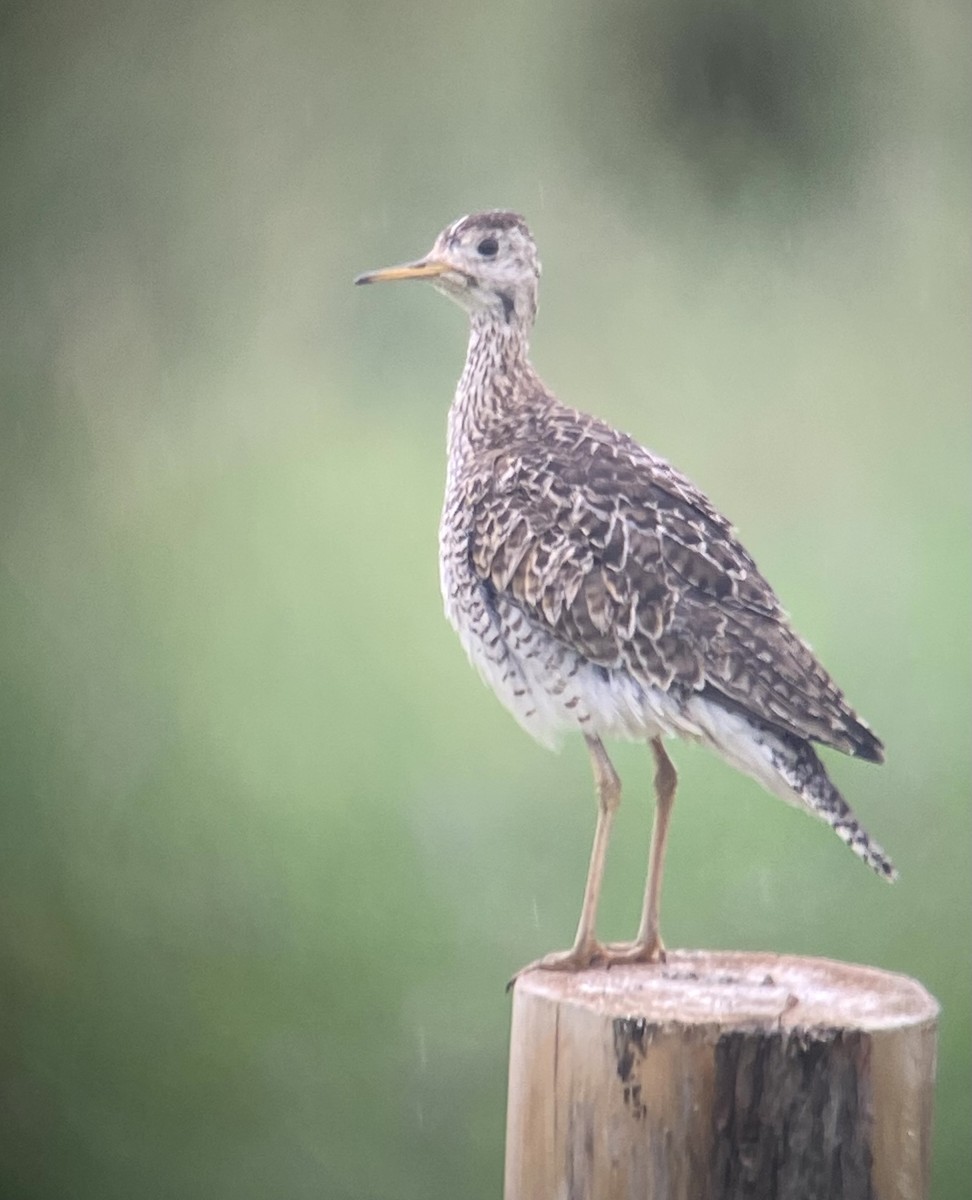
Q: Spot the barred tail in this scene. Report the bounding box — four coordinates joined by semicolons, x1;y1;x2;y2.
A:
765;731;898;881
691;698;898;881
818;790;897;880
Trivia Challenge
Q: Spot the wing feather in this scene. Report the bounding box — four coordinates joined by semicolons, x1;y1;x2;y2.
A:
467;412;883;761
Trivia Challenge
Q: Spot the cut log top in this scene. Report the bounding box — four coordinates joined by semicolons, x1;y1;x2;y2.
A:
513;949;939;1032
506;952;939;1200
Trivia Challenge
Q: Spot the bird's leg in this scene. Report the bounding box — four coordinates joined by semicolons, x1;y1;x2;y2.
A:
605;736;676;964
511;735;620;982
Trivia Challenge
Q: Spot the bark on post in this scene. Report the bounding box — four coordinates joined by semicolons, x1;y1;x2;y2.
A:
504;950;938;1200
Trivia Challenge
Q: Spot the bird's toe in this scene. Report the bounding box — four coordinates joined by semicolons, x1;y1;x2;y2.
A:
601;936;668;966
507;940;610;990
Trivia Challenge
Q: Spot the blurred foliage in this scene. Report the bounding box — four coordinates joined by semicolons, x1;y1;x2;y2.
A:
1;0;969;1197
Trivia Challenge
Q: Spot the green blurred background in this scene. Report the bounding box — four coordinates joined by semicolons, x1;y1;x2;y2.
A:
1;1;968;1196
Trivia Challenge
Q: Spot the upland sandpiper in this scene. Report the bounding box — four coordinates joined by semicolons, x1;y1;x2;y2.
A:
355;211;896;975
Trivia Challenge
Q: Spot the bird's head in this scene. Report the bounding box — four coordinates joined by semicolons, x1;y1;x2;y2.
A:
355;211;541;327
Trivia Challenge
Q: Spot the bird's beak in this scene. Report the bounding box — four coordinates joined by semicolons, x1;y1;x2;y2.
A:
354;257;452;286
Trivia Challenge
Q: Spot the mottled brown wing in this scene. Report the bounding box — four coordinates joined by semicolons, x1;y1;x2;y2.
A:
468;417;883;762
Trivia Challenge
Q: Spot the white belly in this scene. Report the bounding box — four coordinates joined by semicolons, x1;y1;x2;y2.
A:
441;560;697;749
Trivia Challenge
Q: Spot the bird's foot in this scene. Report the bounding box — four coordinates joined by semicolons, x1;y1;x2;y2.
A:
600;935;667;966
507;939;609;991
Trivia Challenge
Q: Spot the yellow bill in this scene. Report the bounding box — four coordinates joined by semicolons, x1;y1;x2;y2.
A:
354;258;451;285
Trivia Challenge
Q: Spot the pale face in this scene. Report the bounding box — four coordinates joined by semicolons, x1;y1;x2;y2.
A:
355;210;541;325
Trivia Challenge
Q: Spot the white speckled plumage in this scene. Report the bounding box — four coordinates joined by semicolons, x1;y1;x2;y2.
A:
356;210;895;974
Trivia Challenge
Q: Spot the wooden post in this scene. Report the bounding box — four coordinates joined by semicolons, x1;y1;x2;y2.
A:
505;950;938;1200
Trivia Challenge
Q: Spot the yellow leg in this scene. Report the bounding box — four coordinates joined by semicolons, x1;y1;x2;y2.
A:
512;735;620;981
607;736;676;964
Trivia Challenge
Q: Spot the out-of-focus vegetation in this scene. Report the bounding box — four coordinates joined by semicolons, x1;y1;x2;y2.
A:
1;1;968;1196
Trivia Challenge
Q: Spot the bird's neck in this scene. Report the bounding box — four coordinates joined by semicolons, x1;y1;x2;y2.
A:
449;311;543;447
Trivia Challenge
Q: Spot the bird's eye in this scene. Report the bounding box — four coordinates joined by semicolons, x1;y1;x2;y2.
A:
476;237;499;258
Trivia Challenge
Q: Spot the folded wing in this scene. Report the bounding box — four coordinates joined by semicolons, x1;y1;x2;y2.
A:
469;417;883;762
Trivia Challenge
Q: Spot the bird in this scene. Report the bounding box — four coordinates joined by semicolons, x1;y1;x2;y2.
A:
354;210;896;977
